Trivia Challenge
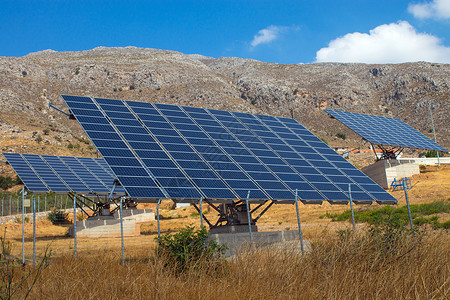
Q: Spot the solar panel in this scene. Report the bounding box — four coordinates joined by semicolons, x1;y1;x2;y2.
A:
96;98;234;200
60;95;398;204
2;153;125;195
2;153;49;192
130;101;268;200
324;110;448;152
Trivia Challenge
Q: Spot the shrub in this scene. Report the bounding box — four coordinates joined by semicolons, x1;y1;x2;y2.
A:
0;176;21;189
156;225;227;272
47;210;69;224
336;132;346;140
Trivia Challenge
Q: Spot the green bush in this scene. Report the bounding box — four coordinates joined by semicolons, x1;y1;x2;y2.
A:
336;132;346;140
0;176;22;189
324;201;450;229
47;210;69;224
156;225;227;272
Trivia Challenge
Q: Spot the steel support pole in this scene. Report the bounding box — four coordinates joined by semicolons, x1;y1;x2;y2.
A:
348;184;356;234
120;197;124;266
38;195;40;213
2;196;4;217
294;189;305;257
156;198;162;245
33;196;36;267
428;101;440;167
22;188;25;265
9;195;11;216
44;194;47;212
73;195;77;260
17;196;19;215
403;179;414;231
245;191;254;254
199;198;204;229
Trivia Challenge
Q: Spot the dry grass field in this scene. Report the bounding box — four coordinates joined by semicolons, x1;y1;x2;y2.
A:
0;164;448;299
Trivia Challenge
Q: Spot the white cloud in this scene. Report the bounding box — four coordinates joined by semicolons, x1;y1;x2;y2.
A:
251;25;284;47
315;21;450;63
408;0;450;19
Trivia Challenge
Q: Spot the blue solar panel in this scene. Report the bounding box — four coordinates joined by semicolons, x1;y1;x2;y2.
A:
128;102;267;200
325;110;448;152
2;153;49;192
41;155;91;193
60;95;398;204
22;154;69;192
3;153;126;195
275;116;398;203
61;96;166;199
92;98;205;199
182;107;309;201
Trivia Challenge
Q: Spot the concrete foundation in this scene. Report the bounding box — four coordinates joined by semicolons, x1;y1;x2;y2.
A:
209;225;258;234
362;159;419;189
208;230;311;256
68;208;155;238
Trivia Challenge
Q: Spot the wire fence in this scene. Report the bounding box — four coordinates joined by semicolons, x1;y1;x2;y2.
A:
0;193;74;217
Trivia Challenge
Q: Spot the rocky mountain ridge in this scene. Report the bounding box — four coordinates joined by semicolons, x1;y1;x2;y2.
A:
0;47;449;163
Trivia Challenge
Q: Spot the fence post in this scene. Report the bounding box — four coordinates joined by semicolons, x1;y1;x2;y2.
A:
245;191;254;254
33;197;36;267
73;195;77;260
9;195;12;216
120;197;124;266
294;189;305;257
403;179;414;231
22;188;25;265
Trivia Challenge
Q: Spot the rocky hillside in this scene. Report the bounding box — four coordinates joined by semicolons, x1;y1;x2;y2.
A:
0;47;449;166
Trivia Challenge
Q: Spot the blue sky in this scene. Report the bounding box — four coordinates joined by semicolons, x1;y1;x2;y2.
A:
1;0;450;64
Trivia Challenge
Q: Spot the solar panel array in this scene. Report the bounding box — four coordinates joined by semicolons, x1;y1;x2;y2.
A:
2;153;124;195
324;109;448;152
60;95;397;204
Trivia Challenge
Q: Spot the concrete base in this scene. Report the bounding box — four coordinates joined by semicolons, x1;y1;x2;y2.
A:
362;159;419;189
68;209;155;238
208;230;310;256
209;225;258;234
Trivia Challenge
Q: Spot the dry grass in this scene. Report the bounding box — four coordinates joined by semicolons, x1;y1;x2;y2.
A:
8;227;447;299
0;165;448;298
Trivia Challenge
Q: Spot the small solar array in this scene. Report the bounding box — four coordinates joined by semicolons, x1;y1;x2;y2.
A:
60;95;397;204
2;153;124;195
324;109;448;152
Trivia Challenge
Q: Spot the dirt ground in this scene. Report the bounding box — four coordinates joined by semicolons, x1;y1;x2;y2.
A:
1;164;448;260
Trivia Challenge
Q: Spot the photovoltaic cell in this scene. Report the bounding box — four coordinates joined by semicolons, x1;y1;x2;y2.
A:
324;110;448;152
62;95;165;199
2;153;124;195
60;95;398;204
2;153;49;192
131;102;267;200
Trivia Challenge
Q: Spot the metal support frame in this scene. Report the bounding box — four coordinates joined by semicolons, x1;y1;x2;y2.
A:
348;184;356;234
428;101;440;168
49;103;75;119
372;144;404;160
245;191;254;254
294;190;305;257
32;196;36;267
403;179;414;231
73;195;77;260
156;198;162;245
199;198;204;229
120;197;125;266
21;187;25;265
